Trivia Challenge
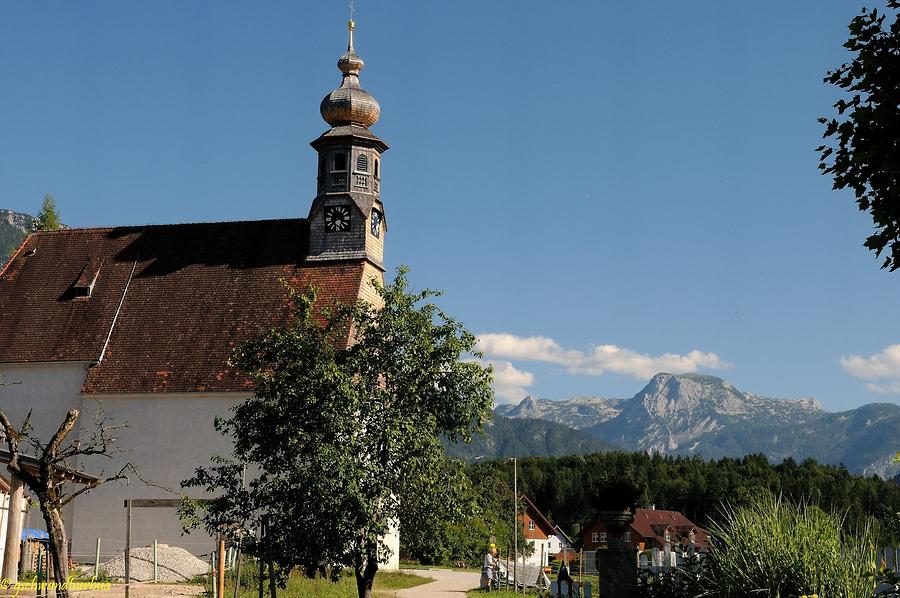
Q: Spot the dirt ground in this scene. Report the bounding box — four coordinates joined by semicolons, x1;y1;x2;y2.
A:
85;583;205;598
1;582;205;598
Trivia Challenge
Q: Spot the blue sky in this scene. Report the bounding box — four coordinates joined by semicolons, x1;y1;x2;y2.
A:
2;1;899;411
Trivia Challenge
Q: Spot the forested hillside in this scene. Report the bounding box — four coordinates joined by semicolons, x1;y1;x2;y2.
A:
470;451;900;544
442;414;615;461
403;451;900;566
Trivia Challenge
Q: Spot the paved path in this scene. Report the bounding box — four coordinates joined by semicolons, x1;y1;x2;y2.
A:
398;568;480;597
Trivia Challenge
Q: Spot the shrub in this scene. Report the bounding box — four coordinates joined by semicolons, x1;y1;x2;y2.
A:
699;494;876;598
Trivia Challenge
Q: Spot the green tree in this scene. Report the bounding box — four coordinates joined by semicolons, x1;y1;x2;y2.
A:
183;269;493;598
34;194;62;231
399;457;479;565
818;1;900;270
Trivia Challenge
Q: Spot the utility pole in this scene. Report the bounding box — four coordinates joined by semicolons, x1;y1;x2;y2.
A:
512;457;517;594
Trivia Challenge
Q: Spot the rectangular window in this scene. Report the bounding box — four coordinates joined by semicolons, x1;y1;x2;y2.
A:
599;532;608;543
528;520;535;531
591;532;599;543
624;532;631;543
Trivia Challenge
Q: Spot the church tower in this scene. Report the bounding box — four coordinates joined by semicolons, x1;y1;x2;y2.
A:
307;20;388;271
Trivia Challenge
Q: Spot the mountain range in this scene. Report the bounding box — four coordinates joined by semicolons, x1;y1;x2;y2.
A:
442;413;615;462
495;373;900;479
0;210;34;266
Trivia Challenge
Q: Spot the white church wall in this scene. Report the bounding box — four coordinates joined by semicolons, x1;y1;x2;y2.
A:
77;393;402;570
0;362;90;439
73;393;248;561
0;362;91;539
0;364;403;569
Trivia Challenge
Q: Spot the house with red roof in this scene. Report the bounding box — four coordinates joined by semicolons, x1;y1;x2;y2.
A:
581;508;708;553
0;21;397;567
520;495;572;566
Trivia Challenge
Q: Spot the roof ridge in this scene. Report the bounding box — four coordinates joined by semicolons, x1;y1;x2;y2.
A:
30;217;308;234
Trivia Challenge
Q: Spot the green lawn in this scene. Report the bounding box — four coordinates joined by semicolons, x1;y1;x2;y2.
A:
229;570;430;598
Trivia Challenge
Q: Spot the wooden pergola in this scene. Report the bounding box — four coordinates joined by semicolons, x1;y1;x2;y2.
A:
0;449;99;583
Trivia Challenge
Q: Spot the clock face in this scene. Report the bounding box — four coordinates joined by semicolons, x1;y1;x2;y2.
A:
324;205;351;232
370;210;382;238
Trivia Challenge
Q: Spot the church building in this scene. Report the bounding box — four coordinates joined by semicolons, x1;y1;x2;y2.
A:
0;21;399;568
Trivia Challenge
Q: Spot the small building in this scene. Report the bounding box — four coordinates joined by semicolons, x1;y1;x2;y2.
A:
549;525;574;559
520;495;571;567
581;508;708;553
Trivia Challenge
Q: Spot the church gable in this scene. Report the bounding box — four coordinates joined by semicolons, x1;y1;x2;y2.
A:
0;21;390;398
0;219;368;395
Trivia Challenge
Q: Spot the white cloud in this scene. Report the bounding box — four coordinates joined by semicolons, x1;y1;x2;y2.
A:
841;345;900;394
477;333;730;380
866;381;900;395
478;359;535;404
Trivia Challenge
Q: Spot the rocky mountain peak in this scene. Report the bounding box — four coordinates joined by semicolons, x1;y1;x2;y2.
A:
0;209;35;267
1;210;34;231
493;372;900;479
511;395;539;416
636;373;747;417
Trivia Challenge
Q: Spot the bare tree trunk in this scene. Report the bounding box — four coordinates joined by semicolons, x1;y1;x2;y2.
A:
266;561;276;598
354;545;378;598
38;496;69;598
0;408;132;598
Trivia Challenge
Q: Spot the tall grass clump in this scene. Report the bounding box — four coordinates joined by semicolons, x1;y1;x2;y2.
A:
700;493;877;598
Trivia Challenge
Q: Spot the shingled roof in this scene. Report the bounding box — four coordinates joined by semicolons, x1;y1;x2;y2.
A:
0;219;369;394
631;509;708;549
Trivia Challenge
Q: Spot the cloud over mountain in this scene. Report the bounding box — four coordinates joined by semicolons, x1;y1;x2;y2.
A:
841;344;900;394
476;333;730;380
485;359;535;403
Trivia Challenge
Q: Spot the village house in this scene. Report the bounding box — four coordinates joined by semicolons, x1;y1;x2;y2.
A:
0;21;399;568
581;508;708;553
520;495;572;567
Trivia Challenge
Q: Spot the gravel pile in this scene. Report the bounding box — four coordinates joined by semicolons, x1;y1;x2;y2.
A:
101;544;210;582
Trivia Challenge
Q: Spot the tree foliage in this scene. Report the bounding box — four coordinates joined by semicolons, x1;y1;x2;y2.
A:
183;269;493;598
34;194;62;231
400;459;534;568
819;1;900;270
466;452;900;547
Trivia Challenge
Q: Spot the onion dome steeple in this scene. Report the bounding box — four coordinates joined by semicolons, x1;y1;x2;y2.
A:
320;20;381;129
307;20;388;272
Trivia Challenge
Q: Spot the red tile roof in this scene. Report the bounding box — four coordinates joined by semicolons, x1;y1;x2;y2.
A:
630;509;708;549
0;219;369;394
581;508;708;551
521;494;556;536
